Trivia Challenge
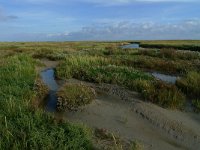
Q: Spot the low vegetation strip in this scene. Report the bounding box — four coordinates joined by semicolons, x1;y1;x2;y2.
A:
116;55;199;74
0;54;92;149
56;56;152;85
56;55;186;109
138;48;200;60
139;40;200;52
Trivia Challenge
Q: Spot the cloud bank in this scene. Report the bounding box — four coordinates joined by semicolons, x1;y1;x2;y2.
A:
2;19;199;41
60;19;200;40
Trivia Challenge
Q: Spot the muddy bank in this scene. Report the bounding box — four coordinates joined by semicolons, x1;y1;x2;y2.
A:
62;79;200;150
37;60;200;150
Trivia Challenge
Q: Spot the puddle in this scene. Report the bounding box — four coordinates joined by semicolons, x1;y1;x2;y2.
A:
120;43;140;49
40;68;60;112
151;72;178;84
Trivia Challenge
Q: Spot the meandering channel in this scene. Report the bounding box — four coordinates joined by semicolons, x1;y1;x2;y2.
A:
40;68;59;112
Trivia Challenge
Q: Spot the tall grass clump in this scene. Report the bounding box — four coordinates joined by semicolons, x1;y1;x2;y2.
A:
176;71;200;98
0;54;92;149
133;80;186;109
56;55;113;79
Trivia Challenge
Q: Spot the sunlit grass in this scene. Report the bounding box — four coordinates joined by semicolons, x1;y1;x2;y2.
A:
0;54;92;149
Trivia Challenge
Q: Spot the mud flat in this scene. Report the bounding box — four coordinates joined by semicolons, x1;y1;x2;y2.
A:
62;79;200;150
39;60;200;150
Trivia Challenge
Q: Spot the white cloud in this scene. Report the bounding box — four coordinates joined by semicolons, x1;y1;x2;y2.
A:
2;19;200;41
62;19;200;40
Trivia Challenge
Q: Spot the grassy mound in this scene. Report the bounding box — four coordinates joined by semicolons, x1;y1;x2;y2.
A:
57;84;96;111
0;55;92;149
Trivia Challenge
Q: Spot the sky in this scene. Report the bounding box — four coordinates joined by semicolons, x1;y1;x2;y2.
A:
0;0;200;41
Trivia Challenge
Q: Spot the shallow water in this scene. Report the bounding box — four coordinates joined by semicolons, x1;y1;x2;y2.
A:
152;72;178;84
40;68;59;112
121;43;140;49
40;69;59;91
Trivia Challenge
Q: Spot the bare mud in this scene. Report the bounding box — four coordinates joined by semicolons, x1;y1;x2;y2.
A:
62;79;200;150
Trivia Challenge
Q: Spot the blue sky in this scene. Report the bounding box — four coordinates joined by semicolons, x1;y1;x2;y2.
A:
0;0;200;41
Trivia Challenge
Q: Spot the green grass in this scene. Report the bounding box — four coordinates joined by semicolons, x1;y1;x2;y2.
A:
0;54;92;149
176;71;200;98
56;55;152;87
57;83;96;111
56;55;114;79
115;54;199;74
56;55;186;109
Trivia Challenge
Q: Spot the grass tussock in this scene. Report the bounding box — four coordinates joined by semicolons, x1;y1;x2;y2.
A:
133;80;186;109
0;54;93;149
176;71;200;98
57;83;96;111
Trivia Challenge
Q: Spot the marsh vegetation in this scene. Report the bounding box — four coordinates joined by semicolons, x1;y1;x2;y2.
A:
57;84;96;111
0;40;200;149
